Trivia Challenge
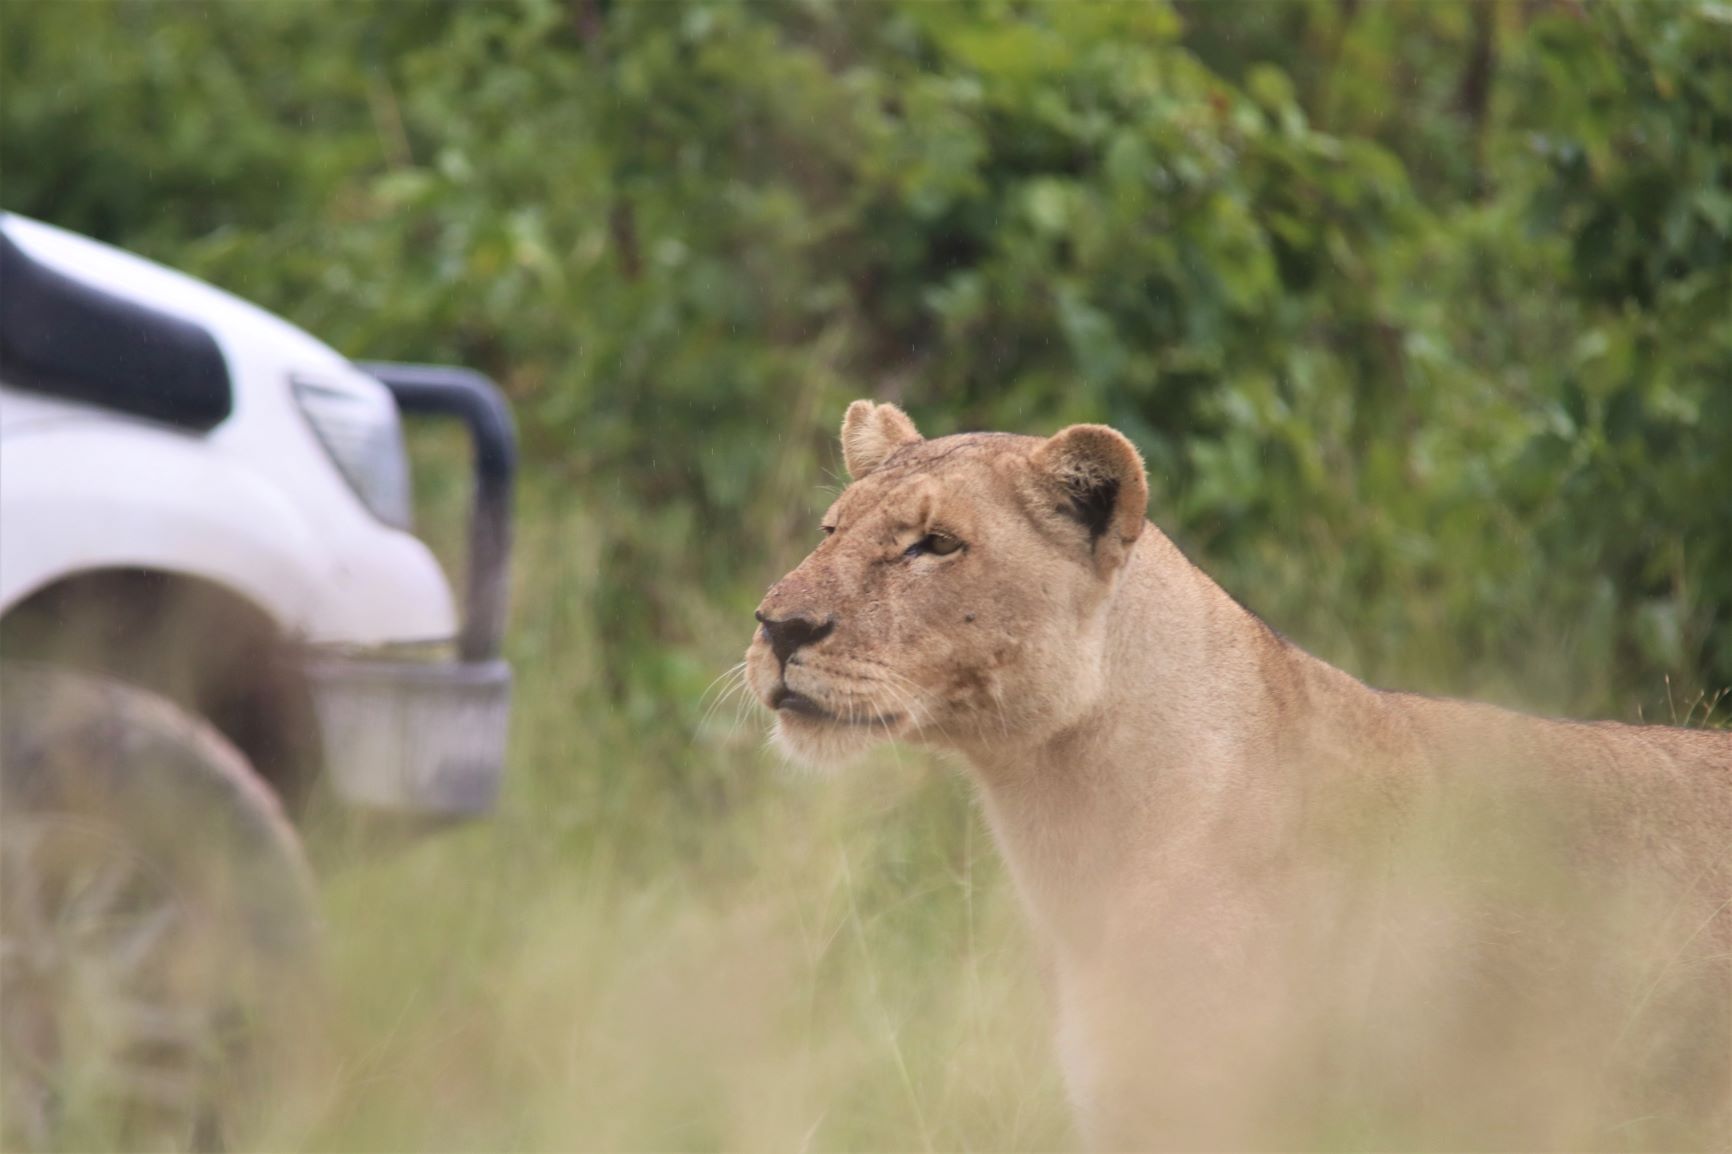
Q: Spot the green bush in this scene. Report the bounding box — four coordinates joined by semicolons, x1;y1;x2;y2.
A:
3;0;1726;718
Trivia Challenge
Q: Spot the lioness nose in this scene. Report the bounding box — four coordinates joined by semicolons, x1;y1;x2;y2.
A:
755;610;834;667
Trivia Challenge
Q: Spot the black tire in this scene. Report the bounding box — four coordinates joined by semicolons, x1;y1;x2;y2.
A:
0;663;324;1152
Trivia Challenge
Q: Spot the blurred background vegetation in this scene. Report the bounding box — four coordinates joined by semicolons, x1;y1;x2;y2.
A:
3;2;1728;1148
4;0;1728;717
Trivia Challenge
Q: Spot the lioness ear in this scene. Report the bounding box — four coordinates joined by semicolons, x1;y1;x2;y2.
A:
841;400;922;479
1030;424;1148;572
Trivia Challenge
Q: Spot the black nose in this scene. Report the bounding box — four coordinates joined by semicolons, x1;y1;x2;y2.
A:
755;610;834;666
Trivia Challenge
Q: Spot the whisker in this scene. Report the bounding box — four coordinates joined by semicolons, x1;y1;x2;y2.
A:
699;658;778;745
717;676;759;739
989;680;1012;743
731;678;763;737
698;659;747;708
696;661;749;734
878;667;956;745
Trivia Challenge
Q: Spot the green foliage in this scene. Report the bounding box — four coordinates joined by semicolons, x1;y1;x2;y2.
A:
3;0;1727;714
4;4;1728;1147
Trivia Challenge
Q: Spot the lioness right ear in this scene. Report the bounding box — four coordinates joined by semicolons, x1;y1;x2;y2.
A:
1030;424;1149;573
841;400;922;479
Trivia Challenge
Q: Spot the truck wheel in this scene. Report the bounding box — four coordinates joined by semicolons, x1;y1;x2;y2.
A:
0;664;322;1152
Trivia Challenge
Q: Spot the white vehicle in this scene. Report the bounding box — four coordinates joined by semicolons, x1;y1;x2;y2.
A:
0;212;515;1148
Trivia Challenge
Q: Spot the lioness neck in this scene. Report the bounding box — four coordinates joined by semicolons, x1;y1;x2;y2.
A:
961;525;1412;958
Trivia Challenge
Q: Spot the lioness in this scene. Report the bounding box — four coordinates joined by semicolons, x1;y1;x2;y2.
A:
747;403;1732;1151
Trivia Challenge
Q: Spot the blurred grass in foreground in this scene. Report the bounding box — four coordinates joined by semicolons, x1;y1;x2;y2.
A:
310;747;1064;1151
295;436;1067;1151
288;423;1728;1153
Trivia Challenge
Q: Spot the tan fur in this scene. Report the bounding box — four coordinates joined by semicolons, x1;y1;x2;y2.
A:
747;405;1732;1150
840;399;922;480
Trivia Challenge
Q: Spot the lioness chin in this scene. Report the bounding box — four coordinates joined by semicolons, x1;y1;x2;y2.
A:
746;402;1732;1151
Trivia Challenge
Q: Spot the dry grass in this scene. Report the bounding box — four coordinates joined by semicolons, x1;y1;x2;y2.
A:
11;437;1723;1152
277;460;1728;1151
302;729;1066;1150
277;450;1729;1152
288;461;1068;1150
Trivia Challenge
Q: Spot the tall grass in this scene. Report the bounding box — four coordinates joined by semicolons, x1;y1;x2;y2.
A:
291;438;1068;1150
288;430;1727;1150
306;742;1066;1150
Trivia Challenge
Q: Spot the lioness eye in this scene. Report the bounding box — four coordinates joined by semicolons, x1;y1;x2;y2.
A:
907;532;964;558
820;525;836;537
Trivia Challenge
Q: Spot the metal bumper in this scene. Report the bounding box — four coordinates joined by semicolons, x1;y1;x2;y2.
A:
309;363;517;817
304;655;511;817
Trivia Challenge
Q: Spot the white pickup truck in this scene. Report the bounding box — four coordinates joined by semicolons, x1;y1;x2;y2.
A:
0;212;516;1149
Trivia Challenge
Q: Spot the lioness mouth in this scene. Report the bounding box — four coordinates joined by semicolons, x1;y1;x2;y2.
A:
770;686;898;728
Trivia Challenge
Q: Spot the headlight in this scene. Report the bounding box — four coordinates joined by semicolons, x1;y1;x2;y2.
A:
292;376;413;530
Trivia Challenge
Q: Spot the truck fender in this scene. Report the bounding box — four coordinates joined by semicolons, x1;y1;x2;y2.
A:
2;420;331;634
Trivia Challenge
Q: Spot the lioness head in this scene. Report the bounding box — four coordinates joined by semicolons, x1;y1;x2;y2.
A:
747;401;1150;766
